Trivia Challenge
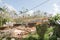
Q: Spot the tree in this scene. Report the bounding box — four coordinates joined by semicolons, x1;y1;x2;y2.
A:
49;14;60;39
0;7;13;27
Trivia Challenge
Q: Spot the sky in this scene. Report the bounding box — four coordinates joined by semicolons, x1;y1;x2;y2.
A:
0;0;60;15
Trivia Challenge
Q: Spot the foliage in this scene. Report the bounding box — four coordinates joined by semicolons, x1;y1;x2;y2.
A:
0;7;13;26
49;14;60;25
23;25;54;40
0;17;7;26
1;6;60;40
44;27;54;40
48;14;60;40
22;33;39;40
36;23;48;40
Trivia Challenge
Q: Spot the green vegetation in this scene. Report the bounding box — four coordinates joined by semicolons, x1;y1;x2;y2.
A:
0;6;60;40
22;14;60;40
0;7;13;27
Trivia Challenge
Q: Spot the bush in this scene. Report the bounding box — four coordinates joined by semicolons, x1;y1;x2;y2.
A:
36;23;48;40
49;35;57;40
44;27;54;40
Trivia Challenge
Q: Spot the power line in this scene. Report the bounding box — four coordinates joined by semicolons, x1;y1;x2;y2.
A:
26;0;50;13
